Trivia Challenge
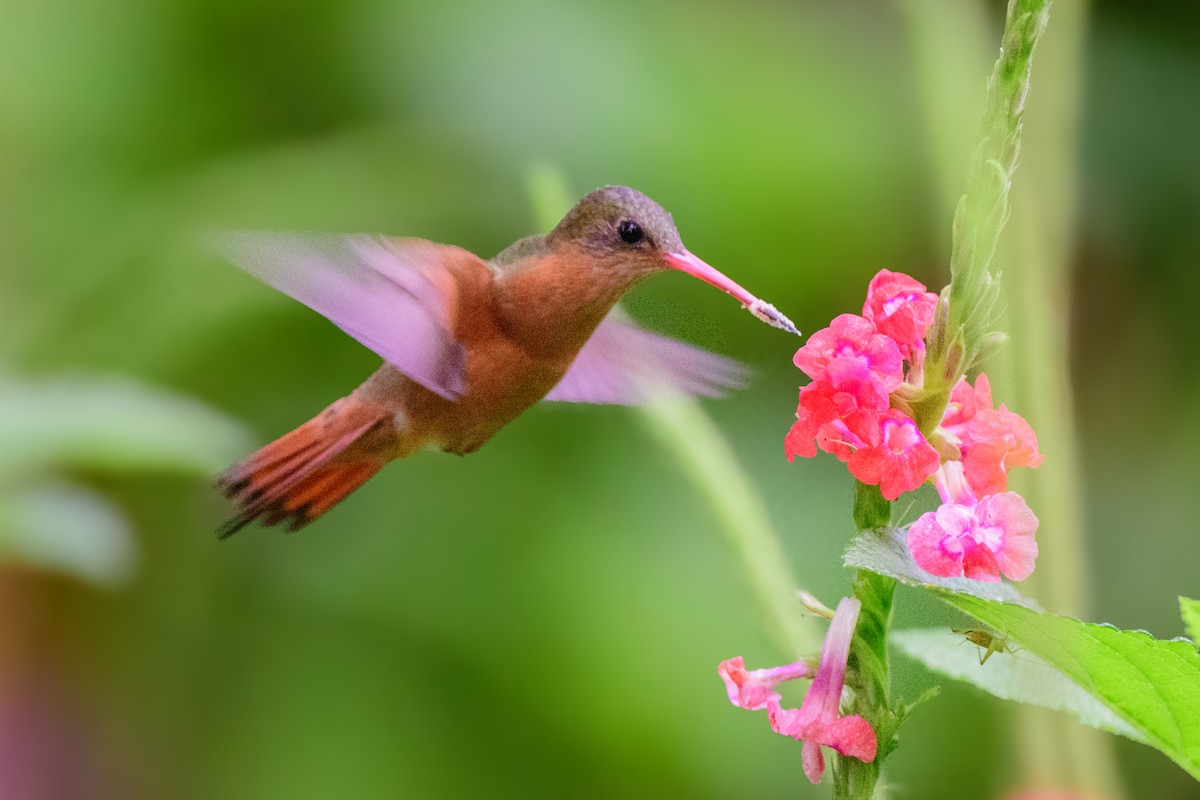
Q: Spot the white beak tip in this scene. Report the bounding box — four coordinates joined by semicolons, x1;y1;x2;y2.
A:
747;300;801;336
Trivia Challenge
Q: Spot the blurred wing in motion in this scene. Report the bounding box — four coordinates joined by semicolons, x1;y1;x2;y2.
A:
544;314;749;405
217;232;466;398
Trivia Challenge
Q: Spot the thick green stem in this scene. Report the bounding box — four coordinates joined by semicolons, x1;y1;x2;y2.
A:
835;483;896;800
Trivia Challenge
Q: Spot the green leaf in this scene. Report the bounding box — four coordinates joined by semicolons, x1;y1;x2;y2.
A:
0;482;137;585
943;596;1200;780
846;529;1200;780
844;528;1040;610
1182;597;1200;645
0;374;252;476
893;628;1143;742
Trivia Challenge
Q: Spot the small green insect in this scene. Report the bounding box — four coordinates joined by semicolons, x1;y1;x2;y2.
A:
953;628;1016;665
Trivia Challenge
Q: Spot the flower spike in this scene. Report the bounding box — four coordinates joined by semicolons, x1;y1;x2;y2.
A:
785;273;1043;584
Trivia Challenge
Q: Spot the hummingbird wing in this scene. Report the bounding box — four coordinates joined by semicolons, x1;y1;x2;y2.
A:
544;313;749;405
217;232;467;399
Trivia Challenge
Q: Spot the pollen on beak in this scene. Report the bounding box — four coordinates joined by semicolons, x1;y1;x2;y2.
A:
663;250;800;335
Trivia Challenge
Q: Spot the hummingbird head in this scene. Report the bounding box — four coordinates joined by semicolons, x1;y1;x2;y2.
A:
548;185;800;335
548;185;684;270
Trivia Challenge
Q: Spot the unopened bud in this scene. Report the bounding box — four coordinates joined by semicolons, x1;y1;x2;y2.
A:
944;334;966;382
971;331;1009;369
797;590;836;619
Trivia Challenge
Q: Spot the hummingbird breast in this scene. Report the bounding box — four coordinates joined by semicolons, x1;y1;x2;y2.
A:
353;251;586;458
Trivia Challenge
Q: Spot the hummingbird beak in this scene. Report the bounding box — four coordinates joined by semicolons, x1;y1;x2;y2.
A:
663;250;801;336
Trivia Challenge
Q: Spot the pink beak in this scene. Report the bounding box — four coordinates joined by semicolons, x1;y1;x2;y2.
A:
664;250;800;336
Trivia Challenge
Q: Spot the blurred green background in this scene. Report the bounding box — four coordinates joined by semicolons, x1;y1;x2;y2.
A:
1;0;1197;797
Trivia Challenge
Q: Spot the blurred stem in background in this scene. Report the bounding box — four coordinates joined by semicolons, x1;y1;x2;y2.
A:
526;164;823;657
899;0;1124;796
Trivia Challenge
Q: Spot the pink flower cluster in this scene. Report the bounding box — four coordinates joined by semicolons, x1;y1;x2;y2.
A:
911;376;1043;581
718;598;877;784
785;270;1044;582
785;272;940;500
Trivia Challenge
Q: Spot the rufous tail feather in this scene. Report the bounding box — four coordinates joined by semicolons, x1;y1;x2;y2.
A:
216;401;389;537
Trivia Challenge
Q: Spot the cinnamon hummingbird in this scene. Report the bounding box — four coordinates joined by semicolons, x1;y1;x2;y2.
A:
215;186;798;536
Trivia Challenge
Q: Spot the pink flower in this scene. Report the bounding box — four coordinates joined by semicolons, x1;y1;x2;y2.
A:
766;597;877;783
785;411;821;461
908;488;1039;582
793;314;903;392
936;374;1043;497
963;406;1045;496
717;657;815;711
814;417;864;463
845;410;941;500
940;373;994;441
785;359;892;463
785;382;841;462
862;270;938;357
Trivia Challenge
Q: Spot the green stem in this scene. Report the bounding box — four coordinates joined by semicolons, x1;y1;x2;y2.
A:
835;483;896;800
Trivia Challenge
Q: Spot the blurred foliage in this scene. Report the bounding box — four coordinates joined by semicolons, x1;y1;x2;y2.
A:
1;0;1198;797
0;374;249;584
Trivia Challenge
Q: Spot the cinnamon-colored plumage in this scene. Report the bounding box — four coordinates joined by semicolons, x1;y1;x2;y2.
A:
215;186;798;536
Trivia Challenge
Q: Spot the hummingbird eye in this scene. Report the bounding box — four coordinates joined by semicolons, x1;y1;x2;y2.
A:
617;219;645;245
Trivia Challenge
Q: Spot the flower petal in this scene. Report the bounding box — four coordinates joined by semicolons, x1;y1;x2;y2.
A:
846;410;940;500
960;537;1002;582
760;599;876;783
824;714;878;762
793;314;903;390
978;492;1040;581
862;269;938;354
908;510;965;578
801;740;826;785
963;405;1044;496
720;657;815;710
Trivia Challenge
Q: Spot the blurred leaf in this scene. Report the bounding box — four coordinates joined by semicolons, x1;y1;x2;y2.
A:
843;528;1040;610
893;627;1143;742
0;374;252;475
0;481;136;585
1181;597;1200;645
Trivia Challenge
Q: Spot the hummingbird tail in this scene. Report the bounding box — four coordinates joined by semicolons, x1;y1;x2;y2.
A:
215;401;389;537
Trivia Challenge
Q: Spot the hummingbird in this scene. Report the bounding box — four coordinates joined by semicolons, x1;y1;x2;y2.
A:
215;185;798;537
